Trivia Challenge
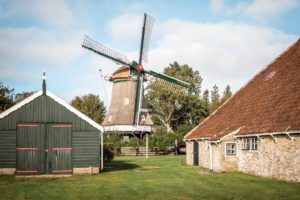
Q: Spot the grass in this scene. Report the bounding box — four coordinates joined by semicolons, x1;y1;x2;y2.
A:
0;156;300;200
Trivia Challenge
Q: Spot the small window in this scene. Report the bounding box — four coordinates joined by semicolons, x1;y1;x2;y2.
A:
141;114;146;122
265;71;276;81
124;98;129;105
108;115;113;122
251;137;258;150
242;137;258;150
226;143;236;156
242;138;250;150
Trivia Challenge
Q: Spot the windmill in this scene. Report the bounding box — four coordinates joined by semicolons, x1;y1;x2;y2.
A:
82;13;189;139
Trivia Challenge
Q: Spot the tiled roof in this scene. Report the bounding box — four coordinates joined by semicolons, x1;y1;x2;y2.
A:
185;38;300;140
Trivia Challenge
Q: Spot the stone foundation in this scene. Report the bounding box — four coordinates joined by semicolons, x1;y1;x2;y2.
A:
0;168;15;175
73;167;100;174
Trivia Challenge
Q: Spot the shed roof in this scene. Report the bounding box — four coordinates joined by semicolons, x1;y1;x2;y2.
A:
0;90;104;132
185;38;300;140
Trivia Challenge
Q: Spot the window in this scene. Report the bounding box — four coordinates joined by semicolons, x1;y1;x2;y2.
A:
242;137;258;150
251;137;258;150
141;114;146;122
124;98;129;105
225;143;236;156
108;115;113;122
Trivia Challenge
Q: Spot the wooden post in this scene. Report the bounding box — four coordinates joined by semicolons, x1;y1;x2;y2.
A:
146;134;149;159
175;139;178;155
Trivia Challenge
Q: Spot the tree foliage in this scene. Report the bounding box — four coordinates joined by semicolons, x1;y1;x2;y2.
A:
14;91;35;104
70;94;106;124
0;81;14;113
146;62;203;132
210;85;220;113
220;85;232;104
200;89;210;120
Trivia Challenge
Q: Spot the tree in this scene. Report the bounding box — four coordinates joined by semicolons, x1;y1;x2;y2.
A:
70;94;106;124
146;62;203;133
220;85;232;104
210;85;220;113
200;89;210;121
0;81;14;113
14;91;35;103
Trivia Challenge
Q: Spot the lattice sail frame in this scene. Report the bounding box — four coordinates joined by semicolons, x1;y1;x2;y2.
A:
82;35;130;65
145;74;187;93
140;14;155;64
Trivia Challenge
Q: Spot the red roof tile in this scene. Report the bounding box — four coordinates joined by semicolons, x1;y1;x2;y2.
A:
185;38;300;140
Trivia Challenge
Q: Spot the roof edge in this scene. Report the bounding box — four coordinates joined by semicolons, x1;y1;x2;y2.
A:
47;91;104;132
0;91;43;119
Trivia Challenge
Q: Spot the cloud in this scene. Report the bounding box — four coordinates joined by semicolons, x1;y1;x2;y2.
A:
0;0;85;83
0;27;83;65
109;14;143;48
146;19;296;92
210;0;298;22
210;0;225;12
237;0;298;21
0;0;74;28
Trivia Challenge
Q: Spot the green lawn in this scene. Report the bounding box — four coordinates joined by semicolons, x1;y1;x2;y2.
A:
0;156;299;200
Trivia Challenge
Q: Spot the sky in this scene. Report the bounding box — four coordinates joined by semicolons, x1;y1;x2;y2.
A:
0;0;299;106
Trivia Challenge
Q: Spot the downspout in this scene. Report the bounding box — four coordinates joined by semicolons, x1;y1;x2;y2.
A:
209;142;213;171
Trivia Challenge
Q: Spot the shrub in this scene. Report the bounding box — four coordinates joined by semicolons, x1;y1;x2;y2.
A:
103;143;114;161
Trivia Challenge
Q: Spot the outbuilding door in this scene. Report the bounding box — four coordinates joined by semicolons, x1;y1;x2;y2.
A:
193;141;199;166
46;124;72;174
16;124;45;174
16;123;72;175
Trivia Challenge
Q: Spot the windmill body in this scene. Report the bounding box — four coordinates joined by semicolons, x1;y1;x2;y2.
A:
82;13;189;139
102;66;153;136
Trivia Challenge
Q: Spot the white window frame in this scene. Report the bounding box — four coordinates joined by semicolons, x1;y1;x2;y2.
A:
225;142;237;157
242;137;258;151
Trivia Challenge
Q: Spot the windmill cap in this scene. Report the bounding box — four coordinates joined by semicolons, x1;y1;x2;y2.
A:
110;66;131;80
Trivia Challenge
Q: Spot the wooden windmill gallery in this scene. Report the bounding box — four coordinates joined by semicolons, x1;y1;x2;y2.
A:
82;13;189;140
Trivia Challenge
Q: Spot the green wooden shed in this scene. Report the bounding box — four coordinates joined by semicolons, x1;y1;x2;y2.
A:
0;76;104;175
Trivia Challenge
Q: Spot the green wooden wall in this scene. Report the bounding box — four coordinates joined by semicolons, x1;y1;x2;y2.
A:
0;94;101;169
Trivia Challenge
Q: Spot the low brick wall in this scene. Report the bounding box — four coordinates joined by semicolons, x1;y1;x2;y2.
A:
73;167;99;174
0;168;15;175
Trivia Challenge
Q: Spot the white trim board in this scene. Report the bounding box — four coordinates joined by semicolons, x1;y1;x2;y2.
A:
104;125;152;132
0;90;104;132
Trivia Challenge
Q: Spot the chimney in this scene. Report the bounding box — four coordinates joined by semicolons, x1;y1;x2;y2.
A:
42;70;46;95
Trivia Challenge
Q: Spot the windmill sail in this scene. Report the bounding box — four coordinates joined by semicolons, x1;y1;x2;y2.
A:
139;13;154;64
82;35;130;66
146;70;189;88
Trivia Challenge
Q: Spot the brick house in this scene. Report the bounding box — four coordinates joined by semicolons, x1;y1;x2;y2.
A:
184;38;300;181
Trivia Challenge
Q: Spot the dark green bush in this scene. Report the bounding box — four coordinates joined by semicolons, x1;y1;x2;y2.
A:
103;143;114;161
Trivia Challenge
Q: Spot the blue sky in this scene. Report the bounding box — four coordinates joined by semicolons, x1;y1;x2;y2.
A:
0;0;299;106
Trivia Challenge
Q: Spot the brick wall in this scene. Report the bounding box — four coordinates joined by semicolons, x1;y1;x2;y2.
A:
186;141;194;165
237;135;300;181
185;134;299;181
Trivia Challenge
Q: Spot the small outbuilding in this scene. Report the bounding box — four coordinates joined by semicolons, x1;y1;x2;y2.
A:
184;38;300;181
0;74;104;175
